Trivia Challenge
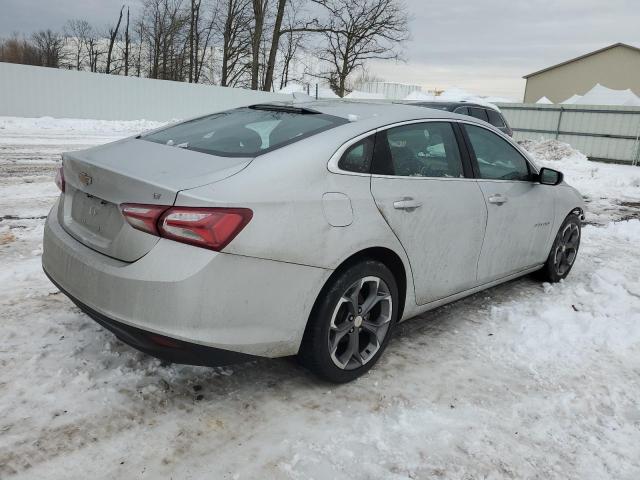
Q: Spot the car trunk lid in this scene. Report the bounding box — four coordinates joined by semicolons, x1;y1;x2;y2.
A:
59;138;251;262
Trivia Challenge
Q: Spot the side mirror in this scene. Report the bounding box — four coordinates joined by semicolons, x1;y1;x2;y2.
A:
538;167;563;186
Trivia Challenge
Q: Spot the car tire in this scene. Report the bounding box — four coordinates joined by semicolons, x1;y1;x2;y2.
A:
537;213;581;283
299;259;399;383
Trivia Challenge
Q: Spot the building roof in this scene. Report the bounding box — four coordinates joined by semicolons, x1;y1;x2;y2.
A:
523;43;640;79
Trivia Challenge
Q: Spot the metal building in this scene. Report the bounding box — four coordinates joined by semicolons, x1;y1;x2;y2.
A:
523;43;640;103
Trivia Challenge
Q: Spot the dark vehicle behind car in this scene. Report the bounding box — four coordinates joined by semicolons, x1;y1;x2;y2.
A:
408;101;513;137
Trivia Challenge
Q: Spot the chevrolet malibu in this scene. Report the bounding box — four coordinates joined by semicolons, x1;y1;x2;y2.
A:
43;102;584;383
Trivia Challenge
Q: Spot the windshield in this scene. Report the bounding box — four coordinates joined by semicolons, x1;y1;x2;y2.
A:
142;106;348;157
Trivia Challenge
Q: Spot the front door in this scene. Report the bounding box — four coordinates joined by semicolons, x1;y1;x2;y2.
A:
461;123;555;283
370;121;487;305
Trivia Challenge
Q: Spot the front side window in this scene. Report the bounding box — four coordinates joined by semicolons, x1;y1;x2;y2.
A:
372;122;464;178
464;124;531;181
486;109;506;128
143;106;347;157
338;136;374;173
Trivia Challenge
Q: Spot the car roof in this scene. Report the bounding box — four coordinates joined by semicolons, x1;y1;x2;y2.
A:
257;99;470;123
247;100;501;141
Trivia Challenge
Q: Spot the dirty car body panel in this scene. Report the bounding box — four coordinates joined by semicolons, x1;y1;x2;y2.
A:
42;101;585;368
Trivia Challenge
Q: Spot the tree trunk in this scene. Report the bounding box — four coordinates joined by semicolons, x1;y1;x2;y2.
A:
262;0;286;92
106;6;124;74
124;8;130;76
250;0;266;90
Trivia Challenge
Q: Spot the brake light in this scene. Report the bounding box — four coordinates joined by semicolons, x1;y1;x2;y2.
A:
159;207;253;251
55;165;65;192
120;204;252;251
121;204;168;235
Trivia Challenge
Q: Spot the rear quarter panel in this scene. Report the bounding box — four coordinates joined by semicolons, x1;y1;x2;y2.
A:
176;126;419;317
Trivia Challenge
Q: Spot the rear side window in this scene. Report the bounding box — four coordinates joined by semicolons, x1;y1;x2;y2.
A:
453;106;469;116
464;124;530;181
469;107;489;122
338;136;374;173
143;106;347;157
486;109;506;128
372;122;464;178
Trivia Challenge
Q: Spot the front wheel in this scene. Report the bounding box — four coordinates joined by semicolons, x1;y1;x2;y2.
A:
538;213;581;283
299;260;399;383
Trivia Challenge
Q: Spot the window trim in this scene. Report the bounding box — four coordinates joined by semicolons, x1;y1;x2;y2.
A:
459;121;538;182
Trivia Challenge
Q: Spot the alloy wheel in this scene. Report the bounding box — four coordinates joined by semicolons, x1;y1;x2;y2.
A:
554;223;580;276
327;276;393;370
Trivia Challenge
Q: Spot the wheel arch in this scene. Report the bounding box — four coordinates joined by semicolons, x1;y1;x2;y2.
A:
309;247;409;329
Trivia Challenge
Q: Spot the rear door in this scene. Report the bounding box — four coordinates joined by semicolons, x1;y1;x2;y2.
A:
461;123;555;283
370;121;487;305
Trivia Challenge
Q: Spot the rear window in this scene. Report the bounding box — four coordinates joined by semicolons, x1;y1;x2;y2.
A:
469;107;489;122
142;106;348;157
486;109;506;128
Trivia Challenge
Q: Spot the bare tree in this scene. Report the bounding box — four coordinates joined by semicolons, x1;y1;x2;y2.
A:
31;30;66;67
64;20;92;70
105;6;125;74
218;0;252;87
311;0;409;97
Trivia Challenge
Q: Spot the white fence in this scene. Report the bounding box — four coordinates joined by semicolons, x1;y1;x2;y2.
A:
496;103;640;165
0;62;291;121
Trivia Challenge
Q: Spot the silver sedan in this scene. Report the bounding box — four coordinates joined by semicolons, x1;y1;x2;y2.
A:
43;102;585;383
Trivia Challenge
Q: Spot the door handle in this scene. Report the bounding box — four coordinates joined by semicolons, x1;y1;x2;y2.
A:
488;194;508;205
393;198;422;212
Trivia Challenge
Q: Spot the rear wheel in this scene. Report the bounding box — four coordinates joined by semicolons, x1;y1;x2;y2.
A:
538;213;581;283
299;260;399;383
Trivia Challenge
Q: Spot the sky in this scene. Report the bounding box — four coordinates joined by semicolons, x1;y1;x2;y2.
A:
1;0;639;100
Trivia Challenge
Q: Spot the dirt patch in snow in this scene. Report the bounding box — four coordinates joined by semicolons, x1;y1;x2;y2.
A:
519;139;587;162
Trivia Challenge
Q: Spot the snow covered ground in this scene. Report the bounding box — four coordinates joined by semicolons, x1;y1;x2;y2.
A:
1;118;639;479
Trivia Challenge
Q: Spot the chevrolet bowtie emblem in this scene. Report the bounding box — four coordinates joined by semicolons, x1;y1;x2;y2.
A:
78;172;93;186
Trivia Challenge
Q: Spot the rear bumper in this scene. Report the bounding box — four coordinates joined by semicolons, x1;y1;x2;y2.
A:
46;271;255;366
42;200;332;359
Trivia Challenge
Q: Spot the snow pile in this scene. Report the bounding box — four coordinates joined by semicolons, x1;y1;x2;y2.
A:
520;139;640;224
345;90;386;100
402;87;504;110
277;82;338;99
0;116;165;135
518;139;587;162
403;90;437;101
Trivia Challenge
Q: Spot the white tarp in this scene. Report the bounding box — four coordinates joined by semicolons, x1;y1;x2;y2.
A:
573;84;640;106
561;94;583;105
536;96;554;104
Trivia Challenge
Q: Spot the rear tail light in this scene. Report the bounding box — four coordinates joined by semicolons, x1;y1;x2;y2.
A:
120;204;252;251
55;165;65;192
120;204;169;235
